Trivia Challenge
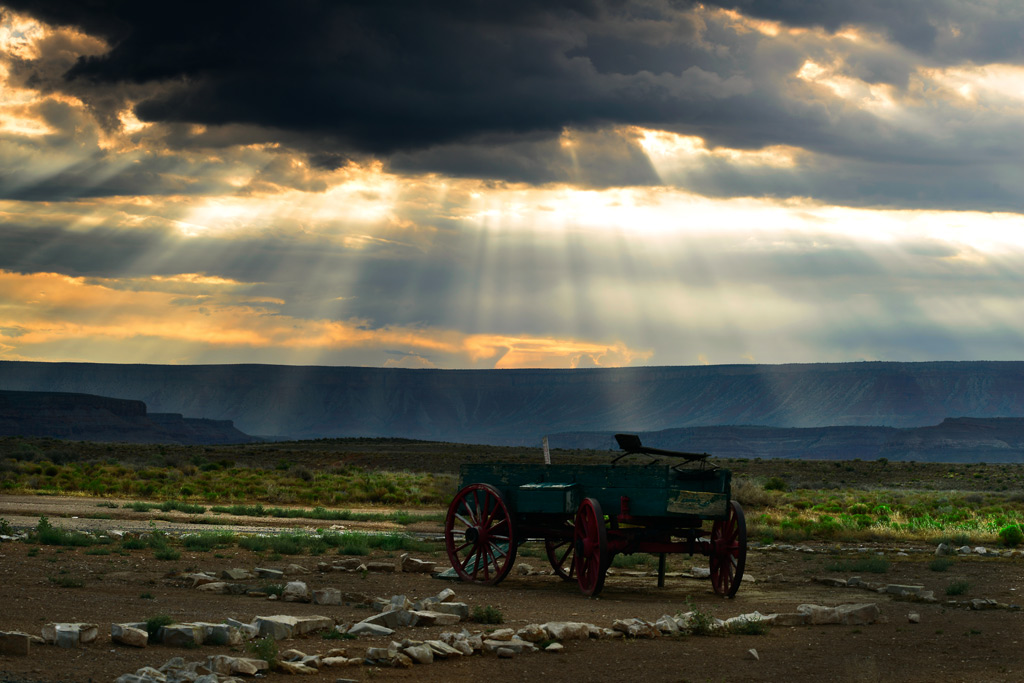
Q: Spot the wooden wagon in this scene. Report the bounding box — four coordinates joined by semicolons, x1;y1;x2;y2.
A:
443;434;747;597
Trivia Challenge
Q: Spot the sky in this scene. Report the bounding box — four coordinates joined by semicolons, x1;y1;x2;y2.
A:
2;1;1024;370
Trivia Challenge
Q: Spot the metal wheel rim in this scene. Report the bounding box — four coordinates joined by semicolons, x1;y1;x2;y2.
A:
710;500;747;597
573;497;607;597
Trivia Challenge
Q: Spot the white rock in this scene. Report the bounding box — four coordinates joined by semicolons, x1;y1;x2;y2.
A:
111;624;148;648
282;580;310;602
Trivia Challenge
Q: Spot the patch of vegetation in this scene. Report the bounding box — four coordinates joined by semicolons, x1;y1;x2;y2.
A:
48;575;84;588
611;553;655;569
84;547;111;556
683;601;719;637
471;605;504;624
322;629;355;640
154;547;181;561
726;618;771;636
139;592;155;600
0;517;12;535
929;556;955;572
824;556;890;574
181;531;236;552
998;524;1023;547
145;614;174;642
30;516;100;547
946;579;971;596
246;637;279;667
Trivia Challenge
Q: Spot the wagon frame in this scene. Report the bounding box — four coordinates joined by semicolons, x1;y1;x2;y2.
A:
443;434;747;598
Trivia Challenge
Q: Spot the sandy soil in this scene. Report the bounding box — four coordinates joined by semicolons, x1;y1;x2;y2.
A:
1;496;1023;683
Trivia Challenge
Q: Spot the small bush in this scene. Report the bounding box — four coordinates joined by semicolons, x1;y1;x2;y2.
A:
824;556;890;574
154;547;181;561
471;605;504;624
246;637;278;666
145;614;174;642
726;619;771;636
998;524;1023;548
238;536;270;552
684;602;719;637
763;477;788;492
946;580;970;596
929;557;955;572
33;516;96;547
49;575;83;588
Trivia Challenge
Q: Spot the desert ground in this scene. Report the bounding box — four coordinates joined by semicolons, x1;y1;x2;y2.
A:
1;493;1022;683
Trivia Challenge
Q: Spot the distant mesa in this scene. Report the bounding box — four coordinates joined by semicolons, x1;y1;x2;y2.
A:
2;360;1024;461
552;417;1024;463
0;390;256;445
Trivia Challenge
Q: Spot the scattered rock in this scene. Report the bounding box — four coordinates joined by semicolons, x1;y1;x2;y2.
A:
366;560;397;573
312;588;342;605
747;648;759;661
220;568;254;581
0;631;32;656
282;580;310;602
42;623;98;648
111;623;148;648
542;622;592;640
254;614;333;640
255;567;284;579
908;612;921;624
347;622;395;637
816;577;848;587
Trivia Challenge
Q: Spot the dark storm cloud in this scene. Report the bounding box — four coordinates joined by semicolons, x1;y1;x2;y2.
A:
8;1;1024;207
706;1;1024;63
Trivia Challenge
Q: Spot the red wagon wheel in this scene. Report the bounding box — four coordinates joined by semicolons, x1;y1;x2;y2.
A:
709;500;747;597
573;497;608;597
444;483;518;585
544;520;575;581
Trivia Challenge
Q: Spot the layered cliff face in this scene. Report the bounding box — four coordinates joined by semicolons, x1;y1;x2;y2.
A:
1;360;1023;445
0;390;255;445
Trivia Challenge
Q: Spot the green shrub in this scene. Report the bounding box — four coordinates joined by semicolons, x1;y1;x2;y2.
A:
726;618;771;636
145;614;174;642
998;524;1023;548
929;557;954;572
154;547;181;561
246;637;278;666
824;556;890;574
683;601;719;637
33;516;95;547
763;477;788;492
471;605;504;624
946;579;970;596
49;575;84;588
238;536;270;552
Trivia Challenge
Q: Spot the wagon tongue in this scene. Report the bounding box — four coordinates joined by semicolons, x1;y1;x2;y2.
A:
614;433;710;461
